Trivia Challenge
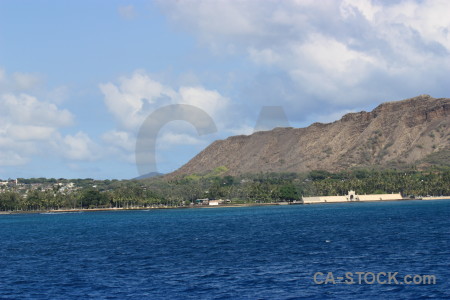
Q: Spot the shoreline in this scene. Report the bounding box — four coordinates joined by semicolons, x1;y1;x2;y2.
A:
0;203;278;215
421;196;450;200
0;197;449;215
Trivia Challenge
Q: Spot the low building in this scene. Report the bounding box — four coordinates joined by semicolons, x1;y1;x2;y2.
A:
209;199;224;206
195;198;209;205
358;193;402;201
301;195;347;204
302;190;402;204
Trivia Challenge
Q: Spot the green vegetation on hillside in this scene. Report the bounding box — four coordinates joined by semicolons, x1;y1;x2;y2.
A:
0;167;449;211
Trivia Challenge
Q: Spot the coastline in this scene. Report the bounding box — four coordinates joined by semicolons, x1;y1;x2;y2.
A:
0;203;278;215
1;197;449;215
421;196;450;200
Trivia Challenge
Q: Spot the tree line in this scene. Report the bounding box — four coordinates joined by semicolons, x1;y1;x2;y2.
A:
0;167;449;211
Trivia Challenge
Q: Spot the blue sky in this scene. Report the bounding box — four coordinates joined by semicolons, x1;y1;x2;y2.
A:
1;0;449;179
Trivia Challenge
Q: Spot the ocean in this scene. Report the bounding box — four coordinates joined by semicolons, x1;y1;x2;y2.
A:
0;200;449;299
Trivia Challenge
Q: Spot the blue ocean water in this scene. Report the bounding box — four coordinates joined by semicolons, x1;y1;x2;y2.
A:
0;200;449;299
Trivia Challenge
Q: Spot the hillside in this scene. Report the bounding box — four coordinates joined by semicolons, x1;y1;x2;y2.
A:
169;95;450;177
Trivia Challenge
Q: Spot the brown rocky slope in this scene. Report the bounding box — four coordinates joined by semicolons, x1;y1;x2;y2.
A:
169;95;450;177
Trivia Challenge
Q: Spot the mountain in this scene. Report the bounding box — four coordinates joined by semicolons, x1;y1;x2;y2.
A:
169;95;450;177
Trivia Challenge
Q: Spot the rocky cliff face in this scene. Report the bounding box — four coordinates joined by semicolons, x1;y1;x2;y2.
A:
170;95;450;177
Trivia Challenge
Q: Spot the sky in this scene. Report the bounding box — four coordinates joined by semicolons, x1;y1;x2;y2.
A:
1;0;449;179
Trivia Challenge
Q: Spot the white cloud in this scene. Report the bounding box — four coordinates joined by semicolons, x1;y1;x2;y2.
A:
289;33;377;88
158;0;260;46
157;0;450;115
0;151;28;166
99;71;177;130
0;69;45;92
12;72;42;90
157;132;206;149
102;130;135;152
61;132;99;161
101;130;136;163
0;69;98;168
0;92;75;162
100;71;233;135
46;86;69;104
1;93;73;127
179;86;229;123
248;48;281;65
118;5;136;20
100;70;231;131
340;0;381;21
0;68;69;105
100;70;234;168
5;125;56;141
377;0;450;51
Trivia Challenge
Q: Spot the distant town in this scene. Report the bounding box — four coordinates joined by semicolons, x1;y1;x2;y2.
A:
1;178;78;195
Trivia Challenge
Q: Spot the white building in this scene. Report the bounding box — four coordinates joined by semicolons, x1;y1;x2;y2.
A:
302;190;402;204
209;199;225;206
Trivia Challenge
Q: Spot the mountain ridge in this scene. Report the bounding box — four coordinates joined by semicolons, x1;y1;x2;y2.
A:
168;95;450;178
